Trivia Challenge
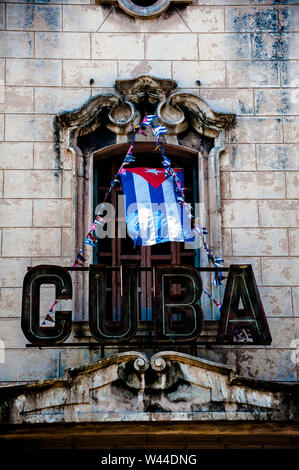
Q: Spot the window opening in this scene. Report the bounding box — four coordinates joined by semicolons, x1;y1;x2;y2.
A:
94;147;199;323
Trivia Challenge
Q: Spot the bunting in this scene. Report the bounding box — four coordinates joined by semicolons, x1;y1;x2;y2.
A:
44;115;225;320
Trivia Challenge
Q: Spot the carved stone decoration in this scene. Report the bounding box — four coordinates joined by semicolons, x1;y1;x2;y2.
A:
1;351;298;425
96;0;193;19
54;75;235;162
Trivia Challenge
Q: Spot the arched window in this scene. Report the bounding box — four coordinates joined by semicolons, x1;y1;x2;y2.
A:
54;75;235;327
93;142;199;323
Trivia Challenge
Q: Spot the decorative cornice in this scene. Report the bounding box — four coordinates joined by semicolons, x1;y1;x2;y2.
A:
54;75;235;162
1;351;298;426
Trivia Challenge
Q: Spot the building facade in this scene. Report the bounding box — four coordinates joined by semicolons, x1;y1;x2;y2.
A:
0;0;298;450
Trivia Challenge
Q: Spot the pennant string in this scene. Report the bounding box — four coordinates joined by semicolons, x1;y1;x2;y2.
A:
150;121;225;290
45;114;224;320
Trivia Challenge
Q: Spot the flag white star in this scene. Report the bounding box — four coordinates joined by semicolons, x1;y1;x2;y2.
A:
145;168;163;175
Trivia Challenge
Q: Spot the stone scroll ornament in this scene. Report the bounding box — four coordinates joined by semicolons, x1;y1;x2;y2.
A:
43;116;224;324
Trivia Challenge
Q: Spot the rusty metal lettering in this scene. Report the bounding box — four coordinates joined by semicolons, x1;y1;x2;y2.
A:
217;264;272;344
89;264;138;342
21;265;72;345
154;265;204;341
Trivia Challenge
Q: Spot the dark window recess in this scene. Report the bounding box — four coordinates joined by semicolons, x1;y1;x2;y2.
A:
94;150;199;323
131;0;157;6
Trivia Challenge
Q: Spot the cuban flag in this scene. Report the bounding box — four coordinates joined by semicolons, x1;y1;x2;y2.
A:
120;167;194;246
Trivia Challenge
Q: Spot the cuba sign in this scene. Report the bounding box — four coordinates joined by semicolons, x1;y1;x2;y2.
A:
21;264;271;346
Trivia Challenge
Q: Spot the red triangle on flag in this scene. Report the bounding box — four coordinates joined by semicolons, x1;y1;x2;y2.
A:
125;168;182;189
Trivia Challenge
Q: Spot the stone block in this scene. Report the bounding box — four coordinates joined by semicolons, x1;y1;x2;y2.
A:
7;4;62;31
0;142;33;169
0;288;22;318
62;170;73;198
196;347;237;369
286;172;299;198
99;9;189;33
33;199;72;227
284;117;299;142
221;144;256;171
259;200;298;227
226;7;279;32
0;349;59;382
197;0;250;3
118;60;172;82
31;257;73;267
35;87;90;114
292;288;299;317
172;61;226;88
145;34;197;60
0;258;30;288
199;33;251;60
5;115;53;142
179;6;224;32
59;348;95;376
257;144;299;170
200;89;253;115
0;319;27;348
0;199;32;227
253;33;299;60
0;32;33;58
224;256;261;285
281;61;299;87
238;348;297;381
229;117;283;143
6;59;62;87
267;318;299;348
0;59;4;86
265;349;298;382
222;228;232;256
289;229;299;256
226;61;279;87
220;171;230;199
0;114;3;140
63;60;117;87
35;32;90;59
4;170;61;199
260;286;293;317
63;5;106;32
5;0;90;3
0;85;3;108
62;228;74;258
230;172;285;199
237;349;268;380
93;33;144;60
2;228;61;257
232;228;288;256
4;87;33;114
255;89;299;115
222;200;259;227
0;4;4;30
280;6;299;32
262;257;299;286
34;142;72;170
0;171;3;197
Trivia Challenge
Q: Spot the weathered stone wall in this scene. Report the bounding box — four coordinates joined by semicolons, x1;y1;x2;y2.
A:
0;1;298;384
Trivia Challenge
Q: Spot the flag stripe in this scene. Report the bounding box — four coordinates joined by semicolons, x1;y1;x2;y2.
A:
133;173;157;245
162;176;184;241
121;168;194;246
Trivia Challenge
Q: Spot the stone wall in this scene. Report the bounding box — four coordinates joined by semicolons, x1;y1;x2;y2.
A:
0;0;298;384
